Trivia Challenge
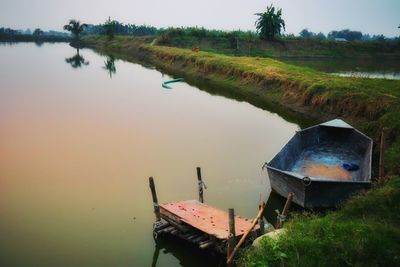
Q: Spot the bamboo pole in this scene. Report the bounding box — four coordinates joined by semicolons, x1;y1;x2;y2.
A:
226;202;266;265
276;192;295;229
379;128;388;180
149;177;161;222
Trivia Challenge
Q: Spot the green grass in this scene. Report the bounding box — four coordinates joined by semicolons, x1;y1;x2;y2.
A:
238;177;400;267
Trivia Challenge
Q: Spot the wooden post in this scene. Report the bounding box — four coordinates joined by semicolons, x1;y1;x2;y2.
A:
379;128;388;180
227;202;266;265
196;167;204;203
258;203;265;235
149;177;161;222
276;192;294;229
227;208;236;265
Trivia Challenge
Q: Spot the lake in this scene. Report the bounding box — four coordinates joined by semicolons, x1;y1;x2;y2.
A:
0;42;298;267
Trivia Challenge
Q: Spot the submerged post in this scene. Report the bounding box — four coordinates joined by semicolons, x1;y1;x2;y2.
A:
196;167;204;203
227;208;236;265
276;192;294;229
379;128;388;180
149;177;161;222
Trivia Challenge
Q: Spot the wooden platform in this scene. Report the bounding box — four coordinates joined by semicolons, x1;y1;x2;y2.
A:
160;200;259;239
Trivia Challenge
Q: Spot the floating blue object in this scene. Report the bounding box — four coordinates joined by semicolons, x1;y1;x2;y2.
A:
162;78;184;89
343;163;359;171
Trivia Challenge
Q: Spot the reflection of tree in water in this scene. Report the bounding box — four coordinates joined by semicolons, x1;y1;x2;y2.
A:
65;48;89;68
103;56;116;78
34;40;44;47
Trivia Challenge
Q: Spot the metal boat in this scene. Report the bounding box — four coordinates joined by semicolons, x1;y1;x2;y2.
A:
266;119;372;208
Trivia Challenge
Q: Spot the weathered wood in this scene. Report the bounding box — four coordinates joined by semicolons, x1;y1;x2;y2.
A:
227;202;266;265
186;234;199;241
227;208;236;260
197;167;204;203
160;200;258;239
199;240;215;249
153;222;170;232
149;177;161;222
276;192;294;229
170;229;179;235
193;235;208;243
157;226;175;234
379;128;388;180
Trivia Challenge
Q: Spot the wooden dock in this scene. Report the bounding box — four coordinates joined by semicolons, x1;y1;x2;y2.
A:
148;167;293;264
160;200;259;239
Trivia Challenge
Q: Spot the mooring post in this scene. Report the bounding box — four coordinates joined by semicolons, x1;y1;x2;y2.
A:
276;192;294;229
227;202;266;265
227;208;236;264
149;177;161;222
196;167;204;203
258;203;265;235
379;128;388;181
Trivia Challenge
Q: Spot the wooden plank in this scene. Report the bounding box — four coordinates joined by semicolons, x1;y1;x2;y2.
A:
160;200;259;239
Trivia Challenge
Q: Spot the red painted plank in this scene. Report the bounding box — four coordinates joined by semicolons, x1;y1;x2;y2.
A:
160;200;259;239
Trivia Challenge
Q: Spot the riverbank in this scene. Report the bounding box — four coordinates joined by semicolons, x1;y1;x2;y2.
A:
239;176;400;266
83;35;399;173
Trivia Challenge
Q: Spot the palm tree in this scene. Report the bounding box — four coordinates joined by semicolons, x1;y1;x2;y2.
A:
63;19;87;40
255;5;285;41
65;49;89;69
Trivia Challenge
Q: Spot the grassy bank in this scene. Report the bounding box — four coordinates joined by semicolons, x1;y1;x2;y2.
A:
239;176;400;266
83;35;400;174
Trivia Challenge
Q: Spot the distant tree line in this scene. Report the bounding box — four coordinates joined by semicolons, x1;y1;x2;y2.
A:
298;28;390;41
0;27;68;37
82;19;158;37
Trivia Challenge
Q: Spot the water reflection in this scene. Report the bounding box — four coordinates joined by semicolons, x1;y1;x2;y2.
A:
34;40;44;47
151;236;224;267
103;55;116;78
65;48;89;68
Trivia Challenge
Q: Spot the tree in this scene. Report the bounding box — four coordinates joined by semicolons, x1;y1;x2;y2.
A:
255;4;285;41
63;19;87;39
103;17;117;39
299;29;314;38
328;29;362;41
33;28;44;36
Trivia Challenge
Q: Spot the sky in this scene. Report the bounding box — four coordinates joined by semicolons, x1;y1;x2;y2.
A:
0;0;399;37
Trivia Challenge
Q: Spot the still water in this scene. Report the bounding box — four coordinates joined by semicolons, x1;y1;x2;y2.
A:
280;57;400;80
0;43;298;267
